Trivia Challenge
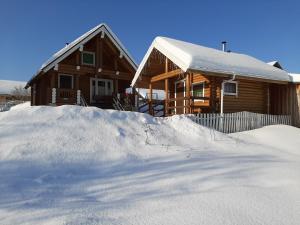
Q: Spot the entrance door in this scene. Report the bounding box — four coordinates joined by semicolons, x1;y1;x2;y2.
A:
90;78;114;103
175;80;186;114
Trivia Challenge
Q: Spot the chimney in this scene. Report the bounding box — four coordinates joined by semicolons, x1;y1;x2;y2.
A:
65;42;69;47
222;41;227;52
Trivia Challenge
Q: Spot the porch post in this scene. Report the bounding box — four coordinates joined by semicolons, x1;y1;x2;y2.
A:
186;73;191;114
164;57;169;116
165;78;169;116
77;90;81;105
49;72;56;105
149;83;153;116
51;88;56;104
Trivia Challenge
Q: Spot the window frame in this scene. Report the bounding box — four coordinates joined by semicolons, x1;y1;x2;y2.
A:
58;74;74;89
191;81;205;102
81;51;95;66
223;81;238;96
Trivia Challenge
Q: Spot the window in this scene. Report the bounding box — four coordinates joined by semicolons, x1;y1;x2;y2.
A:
59;74;73;89
82;51;95;66
223;81;238;95
192;82;205;101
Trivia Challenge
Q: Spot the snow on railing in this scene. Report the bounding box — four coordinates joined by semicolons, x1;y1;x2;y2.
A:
190;111;291;133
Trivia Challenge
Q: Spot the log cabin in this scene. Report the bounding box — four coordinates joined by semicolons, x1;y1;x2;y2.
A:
131;37;299;125
25;23;137;108
288;73;300;125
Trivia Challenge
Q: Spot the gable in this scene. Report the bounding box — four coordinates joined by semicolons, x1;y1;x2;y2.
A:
27;23;137;87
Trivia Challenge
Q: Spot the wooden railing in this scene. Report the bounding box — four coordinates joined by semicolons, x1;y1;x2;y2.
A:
190;111;292;133
49;88;77;105
57;88;76;99
165;96;207;115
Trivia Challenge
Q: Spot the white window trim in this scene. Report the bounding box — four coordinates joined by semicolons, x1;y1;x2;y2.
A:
223;81;238;96
58;74;74;89
81;51;95;66
191;81;205;102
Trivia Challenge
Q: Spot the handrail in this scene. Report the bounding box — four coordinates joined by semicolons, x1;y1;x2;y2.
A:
168;96;209;102
113;95;125;111
80;95;88;107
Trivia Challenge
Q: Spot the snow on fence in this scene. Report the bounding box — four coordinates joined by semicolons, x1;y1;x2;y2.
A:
191;111;291;133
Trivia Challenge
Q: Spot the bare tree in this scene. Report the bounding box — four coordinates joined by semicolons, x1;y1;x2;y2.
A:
11;85;30;101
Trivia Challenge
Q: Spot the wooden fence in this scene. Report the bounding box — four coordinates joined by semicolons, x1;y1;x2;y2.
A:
191;111;291;133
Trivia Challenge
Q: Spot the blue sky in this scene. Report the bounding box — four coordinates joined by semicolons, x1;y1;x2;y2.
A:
0;0;299;81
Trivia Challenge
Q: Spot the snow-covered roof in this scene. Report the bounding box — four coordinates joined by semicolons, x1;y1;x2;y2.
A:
27;23;137;87
289;73;300;83
267;61;278;66
132;37;291;86
267;61;283;69
0;80;27;94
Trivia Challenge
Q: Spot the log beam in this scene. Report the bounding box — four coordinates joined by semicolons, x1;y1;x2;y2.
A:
150;69;182;83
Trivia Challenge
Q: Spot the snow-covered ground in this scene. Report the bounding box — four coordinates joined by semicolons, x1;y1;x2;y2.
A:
0;104;299;225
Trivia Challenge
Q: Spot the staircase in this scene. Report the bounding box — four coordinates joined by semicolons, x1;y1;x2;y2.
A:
79;95;88;107
112;94;135;111
137;92;165;117
113;95;125;111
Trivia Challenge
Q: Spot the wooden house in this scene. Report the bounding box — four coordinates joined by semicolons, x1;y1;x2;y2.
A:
131;37;299;123
25;23;137;108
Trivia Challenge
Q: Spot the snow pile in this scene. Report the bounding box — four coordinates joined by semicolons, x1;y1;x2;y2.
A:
9;101;31;110
0;105;299;225
0;79;27;94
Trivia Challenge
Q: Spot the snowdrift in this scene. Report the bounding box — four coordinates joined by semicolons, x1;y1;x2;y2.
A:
0;104;299;225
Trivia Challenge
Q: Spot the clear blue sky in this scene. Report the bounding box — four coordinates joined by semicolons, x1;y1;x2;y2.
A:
0;0;299;81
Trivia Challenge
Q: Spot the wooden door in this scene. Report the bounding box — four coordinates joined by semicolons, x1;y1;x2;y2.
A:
175;80;185;114
90;78;114;103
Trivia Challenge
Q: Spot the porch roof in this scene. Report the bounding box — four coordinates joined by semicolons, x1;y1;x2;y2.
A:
131;37;291;86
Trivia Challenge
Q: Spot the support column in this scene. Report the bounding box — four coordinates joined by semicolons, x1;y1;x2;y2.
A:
164;57;169;116
114;79;118;95
75;75;80;90
149;83;153;116
186;73;191;114
50;72;56;104
165;78;169;116
77;90;81;105
51;88;56;104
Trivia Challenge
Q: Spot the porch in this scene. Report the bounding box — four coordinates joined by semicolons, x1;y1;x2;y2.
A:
46;72;135;110
145;63;211;116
